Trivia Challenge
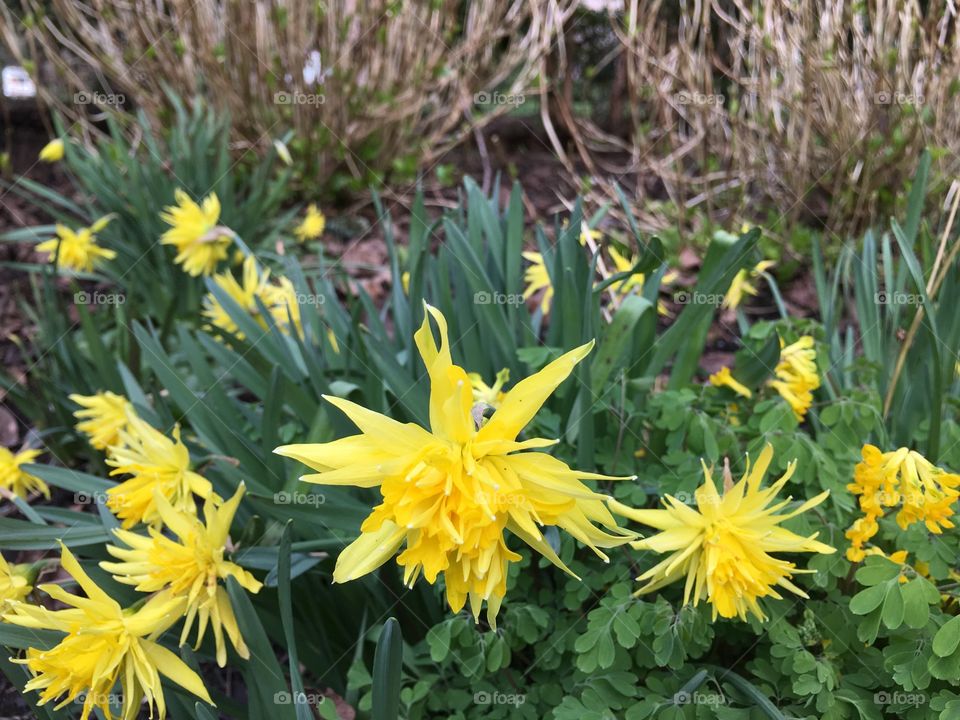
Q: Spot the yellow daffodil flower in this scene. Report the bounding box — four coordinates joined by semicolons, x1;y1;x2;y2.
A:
36;216;116;273
38;139;64;163
522;251;553;315
294;203;326;242
203;256;302;339
0;447;48;500
275;305;635;627
4;544;213;720
106;414;214;528
768;336;819;421
708;367;752;399
160;190;232;276
723;260;774;310
0;552;33;608
845;445;960;561
468;368;510;410
610;444;834;622
70;391;134;450
102;485;262;667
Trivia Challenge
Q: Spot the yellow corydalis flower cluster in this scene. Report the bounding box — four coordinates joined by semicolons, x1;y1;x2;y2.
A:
160;189;232;276
203;256;302;339
0;446;48;500
769;336;819;421
468;368;510;410
4;544;213;720
845;445;960;561
102;485;262;667
275;305;635;626
611;445;834;621
36;215;116;273
708;366;752;399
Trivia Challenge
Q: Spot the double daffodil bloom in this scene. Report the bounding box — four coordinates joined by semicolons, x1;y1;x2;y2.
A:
0;552;33;608
102;485;262;667
522;251;553;315
160;190;232;276
36;216;116;273
276;305;634;626
611;445;834;622
294;203;326;242
70;391;134;450
0;447;49;500
4;545;213;720
106;414;214;528
203;256;302;339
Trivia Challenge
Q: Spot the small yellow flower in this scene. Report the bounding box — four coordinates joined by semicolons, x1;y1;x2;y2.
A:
611;444;834;622
102;485;262;667
845;445;960;561
468;368;510;409
0;553;33;609
275;305;635;627
38;139;64;163
0;447;49;500
4;544;213;720
723;260;774;310
294;203;326;242
522;251;553;315
708;366;752;399
769;336;819;421
401;271;410;294
36;216;116;273
70;391;134;450
160;189;232;276
203;256;302;339
106;414;214;528
327;327;341;354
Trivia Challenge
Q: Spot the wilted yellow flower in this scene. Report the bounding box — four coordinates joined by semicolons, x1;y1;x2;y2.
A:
723;260;774;310
4;544;213;720
69;391;134;450
160;189;232;276
768;336;819;421
468;368;510;410
522;251;553;315
103;485;262;667
0;447;49;500
106;414;214;528
36;216;116;273
38;138;64;163
845;445;960;561
708;367;752;399
203;256;302;339
275;305;635;626
294;203;326;242
0;553;33;608
611;444;834;621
